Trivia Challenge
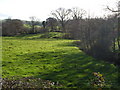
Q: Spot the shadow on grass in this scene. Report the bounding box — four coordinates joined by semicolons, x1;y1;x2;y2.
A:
3;40;118;88
15;50;118;88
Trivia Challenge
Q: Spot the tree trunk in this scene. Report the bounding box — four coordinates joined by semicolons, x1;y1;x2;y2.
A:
117;17;120;50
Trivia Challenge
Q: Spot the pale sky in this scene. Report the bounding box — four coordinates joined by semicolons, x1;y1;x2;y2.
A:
0;0;118;21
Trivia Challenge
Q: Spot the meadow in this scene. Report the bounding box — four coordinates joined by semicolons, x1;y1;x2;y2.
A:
2;33;119;88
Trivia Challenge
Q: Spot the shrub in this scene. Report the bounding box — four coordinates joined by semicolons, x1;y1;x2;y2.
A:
90;72;105;88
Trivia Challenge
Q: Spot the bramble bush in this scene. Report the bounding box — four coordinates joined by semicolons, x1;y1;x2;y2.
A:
90;72;105;88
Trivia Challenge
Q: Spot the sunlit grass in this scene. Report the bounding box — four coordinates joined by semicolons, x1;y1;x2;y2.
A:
2;33;119;88
0;36;2;77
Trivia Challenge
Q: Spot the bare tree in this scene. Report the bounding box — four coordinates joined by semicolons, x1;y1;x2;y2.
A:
71;7;86;20
51;8;72;32
66;8;86;39
2;19;23;36
46;17;58;32
29;16;38;34
107;1;120;50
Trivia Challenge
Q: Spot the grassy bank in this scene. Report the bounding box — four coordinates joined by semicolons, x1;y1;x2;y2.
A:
2;33;119;88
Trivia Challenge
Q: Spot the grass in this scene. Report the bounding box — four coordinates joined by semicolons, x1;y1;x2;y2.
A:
0;36;1;77
14;32;65;40
2;33;119;88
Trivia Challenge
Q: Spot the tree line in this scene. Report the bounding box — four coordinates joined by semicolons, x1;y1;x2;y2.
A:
2;7;120;65
47;7;119;65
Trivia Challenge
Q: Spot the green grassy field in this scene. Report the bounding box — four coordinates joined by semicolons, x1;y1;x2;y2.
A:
2;33;119;88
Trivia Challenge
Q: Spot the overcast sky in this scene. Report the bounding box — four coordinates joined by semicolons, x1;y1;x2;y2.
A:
0;0;118;21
